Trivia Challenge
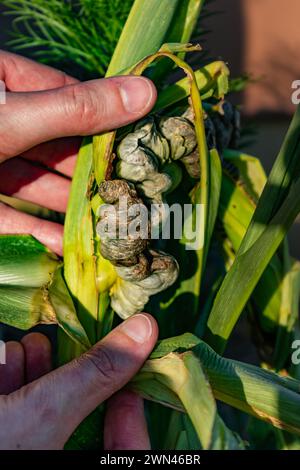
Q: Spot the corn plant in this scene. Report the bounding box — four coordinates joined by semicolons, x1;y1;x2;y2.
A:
1;0;300;450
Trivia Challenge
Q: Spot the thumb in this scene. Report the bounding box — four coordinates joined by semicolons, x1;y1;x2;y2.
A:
0;76;157;161
4;314;158;449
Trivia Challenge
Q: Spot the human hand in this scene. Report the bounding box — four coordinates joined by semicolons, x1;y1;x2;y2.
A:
0;51;156;255
0;313;157;450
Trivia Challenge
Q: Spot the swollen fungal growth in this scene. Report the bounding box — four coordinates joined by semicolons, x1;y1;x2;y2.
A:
117;102;240;195
97;102;240;319
111;249;179;319
96;179;179;319
116;114;198;201
159;115;197;160
98;179;148;266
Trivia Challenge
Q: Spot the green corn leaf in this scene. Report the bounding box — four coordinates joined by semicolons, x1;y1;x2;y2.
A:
206;148;222;255
150;332;200;359
192;340;300;436
63;138;99;345
49;266;91;350
219;160;283;332
133;335;300;437
219;169;256;251
223;149;266;200
133;350;244;449
240;105;300;253
166;0;205;46
273;256;300;368
162;147;221;331
133;372;183;411
148;0;206;83
0;235;58;329
162;411;201;450
163;412;192;450
207;180;300;353
154;60;230;112
0;235;58;287
64;408;104;450
107;0;180;76
0;235;90;348
0;285;57;330
206;106;300;353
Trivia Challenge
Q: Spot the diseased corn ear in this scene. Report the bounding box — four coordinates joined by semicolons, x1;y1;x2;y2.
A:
97;97;241;320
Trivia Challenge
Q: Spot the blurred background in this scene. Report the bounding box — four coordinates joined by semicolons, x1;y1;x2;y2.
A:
203;0;300;257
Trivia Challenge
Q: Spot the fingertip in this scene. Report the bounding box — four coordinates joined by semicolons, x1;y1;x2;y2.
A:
138;312;159;343
21;333;52;383
21;332;51;353
5;341;24;363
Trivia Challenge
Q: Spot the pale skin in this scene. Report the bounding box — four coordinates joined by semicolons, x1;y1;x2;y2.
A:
0;50;159;449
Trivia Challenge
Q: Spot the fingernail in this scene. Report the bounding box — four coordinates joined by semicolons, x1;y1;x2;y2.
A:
119;77;155;114
119;314;153;343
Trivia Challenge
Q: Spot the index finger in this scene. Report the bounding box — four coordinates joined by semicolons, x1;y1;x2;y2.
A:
0;50;78;92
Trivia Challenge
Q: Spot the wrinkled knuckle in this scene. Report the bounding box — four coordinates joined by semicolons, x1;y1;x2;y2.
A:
64;83;103;132
83;346;118;386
